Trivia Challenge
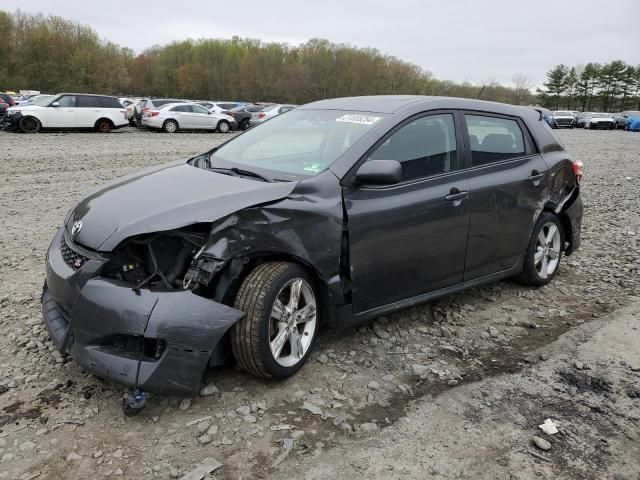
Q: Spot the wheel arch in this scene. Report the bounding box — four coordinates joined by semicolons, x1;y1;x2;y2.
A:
163;118;179;130
213;252;336;327
94;117;114;129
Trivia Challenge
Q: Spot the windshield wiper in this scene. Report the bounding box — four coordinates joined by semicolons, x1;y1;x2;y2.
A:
207;166;272;182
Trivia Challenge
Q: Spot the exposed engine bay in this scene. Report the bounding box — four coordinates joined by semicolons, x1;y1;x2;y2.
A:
101;225;221;292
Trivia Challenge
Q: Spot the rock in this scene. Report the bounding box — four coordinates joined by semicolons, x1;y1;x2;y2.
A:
92;450;103;459
360;423;378;432
114;468;123;476
221;436;234;445
19;441;37;452
291;430;305;440
573;360;584;370
538;418;558;435
178;398;192;411
316;353;329;364
440;326;453;338
207;424;219;435
236;405;251;416
169;467;180;478
411;364;429;376
112;448;123;459
66;452;82;461
367;381;380;390
199;383;219;396
197;434;212;445
196;420;211;433
532;436;551;451
373;327;390;339
488;327;499;338
244;414;257;423
302;402;323;415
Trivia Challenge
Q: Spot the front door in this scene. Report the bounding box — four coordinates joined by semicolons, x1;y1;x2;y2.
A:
191;104;215;129
46;95;77;127
343;112;470;314
461;113;550;279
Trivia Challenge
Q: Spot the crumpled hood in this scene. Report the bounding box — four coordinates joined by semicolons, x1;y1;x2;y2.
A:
68;161;296;251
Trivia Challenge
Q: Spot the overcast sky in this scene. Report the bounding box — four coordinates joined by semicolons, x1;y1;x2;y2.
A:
4;0;640;87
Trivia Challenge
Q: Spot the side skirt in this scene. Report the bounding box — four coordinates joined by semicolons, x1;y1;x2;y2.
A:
335;261;522;329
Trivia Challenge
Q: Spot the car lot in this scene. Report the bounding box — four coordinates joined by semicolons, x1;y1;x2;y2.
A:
0;128;638;479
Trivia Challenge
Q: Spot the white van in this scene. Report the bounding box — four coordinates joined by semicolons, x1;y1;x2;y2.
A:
3;93;128;133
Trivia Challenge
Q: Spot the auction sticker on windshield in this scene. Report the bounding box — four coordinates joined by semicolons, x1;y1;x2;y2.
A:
336;114;381;125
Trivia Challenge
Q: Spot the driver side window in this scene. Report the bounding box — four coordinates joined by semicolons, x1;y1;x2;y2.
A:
369;114;457;181
56;96;76;108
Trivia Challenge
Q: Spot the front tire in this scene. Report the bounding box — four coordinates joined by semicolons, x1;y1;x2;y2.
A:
516;212;564;287
19;116;41;133
231;262;319;379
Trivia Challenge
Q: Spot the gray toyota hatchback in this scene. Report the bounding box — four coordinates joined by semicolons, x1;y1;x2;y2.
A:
43;96;583;410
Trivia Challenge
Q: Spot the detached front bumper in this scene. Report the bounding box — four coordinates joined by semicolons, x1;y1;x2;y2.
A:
43;228;244;395
2;112;21;131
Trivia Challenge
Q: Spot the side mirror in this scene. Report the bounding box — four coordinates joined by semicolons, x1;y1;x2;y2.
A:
354;160;402;186
51;102;60;107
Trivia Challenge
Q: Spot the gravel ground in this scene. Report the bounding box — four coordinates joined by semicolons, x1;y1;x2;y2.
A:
0;127;638;480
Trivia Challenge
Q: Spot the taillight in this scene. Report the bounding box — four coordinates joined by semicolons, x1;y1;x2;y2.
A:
150;111;160;117
223;111;234;117
258;112;266;119
572;160;583;184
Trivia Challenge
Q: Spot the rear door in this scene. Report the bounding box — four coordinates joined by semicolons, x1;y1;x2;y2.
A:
76;95;101;127
171;105;194;128
45;95;77;127
343;111;470;314
461;112;549;280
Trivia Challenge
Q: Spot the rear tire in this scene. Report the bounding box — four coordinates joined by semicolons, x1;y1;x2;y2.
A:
516;212;564;287
217;120;230;133
231;262;319;379
163;119;178;133
19;116;41;133
95;119;113;133
239;118;250;130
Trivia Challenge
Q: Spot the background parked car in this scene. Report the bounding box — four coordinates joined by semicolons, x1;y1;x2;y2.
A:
222;104;263;130
249;104;296;126
141;102;237;133
3;93;128;133
0;99;8;122
574;113;594;128
134;98;182;124
198;101;241;113
583;113;615;130
0;93;16;107
548;111;575;128
614;111;640;130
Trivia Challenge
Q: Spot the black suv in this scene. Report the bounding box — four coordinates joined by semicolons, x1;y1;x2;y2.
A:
42;96;583;401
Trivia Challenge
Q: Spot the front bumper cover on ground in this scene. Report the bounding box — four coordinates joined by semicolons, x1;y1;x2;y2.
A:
43;228;244;395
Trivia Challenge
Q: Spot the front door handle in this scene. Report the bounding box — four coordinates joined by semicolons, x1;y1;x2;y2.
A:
445;188;469;203
529;170;545;183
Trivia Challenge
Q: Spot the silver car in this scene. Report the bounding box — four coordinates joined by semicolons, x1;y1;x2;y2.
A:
249;104;296;127
141;102;237;133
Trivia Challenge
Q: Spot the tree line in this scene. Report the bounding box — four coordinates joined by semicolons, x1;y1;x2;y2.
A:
0;10;543;105
3;9;637;113
539;62;640;112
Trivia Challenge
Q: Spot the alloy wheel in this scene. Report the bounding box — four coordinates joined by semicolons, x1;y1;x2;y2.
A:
269;278;317;367
535;222;561;279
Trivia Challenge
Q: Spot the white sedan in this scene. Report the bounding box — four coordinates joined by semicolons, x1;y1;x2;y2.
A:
141;102;238;133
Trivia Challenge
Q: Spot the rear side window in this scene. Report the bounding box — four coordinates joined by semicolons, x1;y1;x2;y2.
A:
171;105;193;112
77;96;101;108
465;115;525;166
369;113;457;181
99;97;123;108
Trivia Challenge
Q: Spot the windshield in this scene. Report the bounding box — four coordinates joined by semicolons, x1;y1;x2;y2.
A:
211;109;385;179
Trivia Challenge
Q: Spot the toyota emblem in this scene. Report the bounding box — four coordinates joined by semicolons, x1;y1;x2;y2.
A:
71;220;83;236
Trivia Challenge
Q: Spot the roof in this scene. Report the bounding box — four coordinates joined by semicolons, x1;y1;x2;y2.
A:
57;93;117;98
299;95;536;119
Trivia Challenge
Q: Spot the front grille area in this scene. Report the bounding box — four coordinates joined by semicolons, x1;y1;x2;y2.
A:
60;236;89;270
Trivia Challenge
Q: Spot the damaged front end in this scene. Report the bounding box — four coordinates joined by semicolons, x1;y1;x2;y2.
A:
43;226;244;396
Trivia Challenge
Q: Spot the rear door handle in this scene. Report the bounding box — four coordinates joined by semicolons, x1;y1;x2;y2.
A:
445;188;469;202
529;170;545;182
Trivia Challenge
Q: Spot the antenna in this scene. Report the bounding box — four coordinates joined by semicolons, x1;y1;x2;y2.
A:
476;85;486;100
